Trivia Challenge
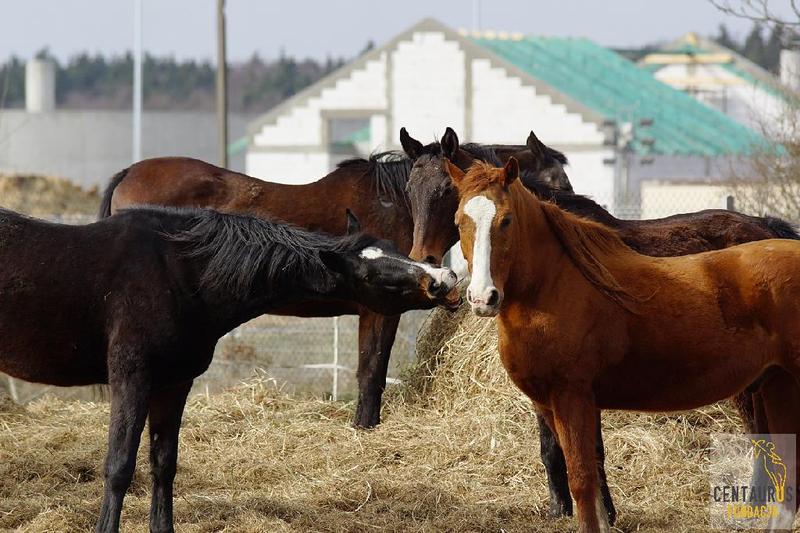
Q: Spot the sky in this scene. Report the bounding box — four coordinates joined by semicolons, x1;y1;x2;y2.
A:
0;0;797;63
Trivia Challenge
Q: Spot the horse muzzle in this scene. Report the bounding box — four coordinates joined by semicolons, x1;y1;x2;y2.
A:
425;269;461;310
467;285;502;317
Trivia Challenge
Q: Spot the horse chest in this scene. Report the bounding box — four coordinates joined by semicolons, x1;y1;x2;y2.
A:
496;315;562;404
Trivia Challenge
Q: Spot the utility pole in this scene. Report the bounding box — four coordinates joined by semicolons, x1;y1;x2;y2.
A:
216;0;228;168
472;0;481;32
132;0;143;163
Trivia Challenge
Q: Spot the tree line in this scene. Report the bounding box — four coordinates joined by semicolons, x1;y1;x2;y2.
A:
0;49;346;113
0;24;788;114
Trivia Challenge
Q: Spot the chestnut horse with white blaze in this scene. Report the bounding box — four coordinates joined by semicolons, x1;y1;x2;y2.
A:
449;158;800;533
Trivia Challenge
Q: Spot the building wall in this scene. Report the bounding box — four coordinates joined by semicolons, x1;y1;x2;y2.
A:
246;150;333;183
640;181;730;219
252;54;387;148
389;31;466;145
652;64;784;130
0;110;252;189
471;58;604;145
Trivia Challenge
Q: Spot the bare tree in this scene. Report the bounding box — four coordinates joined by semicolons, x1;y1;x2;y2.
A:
727;89;800;220
709;0;800;29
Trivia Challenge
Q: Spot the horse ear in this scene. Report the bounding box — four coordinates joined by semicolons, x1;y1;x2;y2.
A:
503;157;519;187
526;130;545;158
444;158;465;186
441;127;460;159
345;209;361;235
319;250;351;275
400;127;424;159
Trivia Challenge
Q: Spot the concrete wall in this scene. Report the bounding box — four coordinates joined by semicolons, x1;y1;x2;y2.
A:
471;58;603;145
0;110;253;189
390;31;465;145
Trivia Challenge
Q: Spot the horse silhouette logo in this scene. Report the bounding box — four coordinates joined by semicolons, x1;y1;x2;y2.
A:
752;439;787;503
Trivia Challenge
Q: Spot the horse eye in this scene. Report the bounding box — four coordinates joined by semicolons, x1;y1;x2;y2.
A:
500;216;512;229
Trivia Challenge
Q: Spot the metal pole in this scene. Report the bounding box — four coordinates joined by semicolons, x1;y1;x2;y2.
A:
332;317;339;401
216;0;228;168
472;0;481;32
132;0;143;163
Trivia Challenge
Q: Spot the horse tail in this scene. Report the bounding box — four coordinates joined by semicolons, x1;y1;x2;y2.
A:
764;216;800;240
97;167;129;220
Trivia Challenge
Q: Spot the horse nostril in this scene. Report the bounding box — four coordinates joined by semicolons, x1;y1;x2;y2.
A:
429;279;441;294
487;289;500;307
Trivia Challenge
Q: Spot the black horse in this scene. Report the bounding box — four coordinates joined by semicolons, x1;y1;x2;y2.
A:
0;206;459;533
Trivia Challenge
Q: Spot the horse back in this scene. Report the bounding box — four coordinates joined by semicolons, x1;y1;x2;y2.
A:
620;209;793;257
0;210;201;386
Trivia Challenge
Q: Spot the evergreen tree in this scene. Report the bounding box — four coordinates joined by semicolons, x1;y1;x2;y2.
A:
715;23;740;53
743;23;767;67
764;25;784;72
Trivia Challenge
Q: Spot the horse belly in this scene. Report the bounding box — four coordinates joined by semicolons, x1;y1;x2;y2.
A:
594;341;772;411
0;281;106;386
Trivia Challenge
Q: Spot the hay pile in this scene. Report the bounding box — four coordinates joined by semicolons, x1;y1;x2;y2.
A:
0;174;99;216
0;304;756;532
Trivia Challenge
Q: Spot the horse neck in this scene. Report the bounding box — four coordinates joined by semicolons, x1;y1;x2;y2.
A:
501;182;571;301
195;252;343;335
502;181;641;312
255;164;414;252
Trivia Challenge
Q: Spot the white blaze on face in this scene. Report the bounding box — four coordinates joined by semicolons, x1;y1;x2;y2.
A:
358;247;457;288
463;195;496;301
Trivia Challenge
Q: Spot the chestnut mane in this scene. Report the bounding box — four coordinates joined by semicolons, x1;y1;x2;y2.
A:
536;198;644;312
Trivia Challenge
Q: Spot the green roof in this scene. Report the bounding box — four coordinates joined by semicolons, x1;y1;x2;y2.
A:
472;36;764;156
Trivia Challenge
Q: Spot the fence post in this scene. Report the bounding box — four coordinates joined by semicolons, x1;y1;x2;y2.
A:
726;195;735;212
332;317;339;401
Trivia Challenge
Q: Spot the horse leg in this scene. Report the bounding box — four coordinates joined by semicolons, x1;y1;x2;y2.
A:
353;311;400;428
96;369;150;533
594;413;616;526
757;370;800;531
148;380;192;533
551;389;609;533
537;412;572;518
748;369;787;507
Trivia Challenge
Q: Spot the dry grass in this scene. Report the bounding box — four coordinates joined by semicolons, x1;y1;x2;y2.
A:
0;173;99;217
0;307;758;532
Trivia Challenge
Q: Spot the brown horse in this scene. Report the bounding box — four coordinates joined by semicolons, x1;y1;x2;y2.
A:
451;158;800;533
407;127;798;523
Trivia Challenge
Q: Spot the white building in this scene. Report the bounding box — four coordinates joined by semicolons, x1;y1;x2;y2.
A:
246;19;762;218
640;32;787;131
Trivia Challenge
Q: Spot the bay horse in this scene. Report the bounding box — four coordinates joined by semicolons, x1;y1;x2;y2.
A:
451;158;800;533
408;127;799;524
97;136;550;429
0;206;458;533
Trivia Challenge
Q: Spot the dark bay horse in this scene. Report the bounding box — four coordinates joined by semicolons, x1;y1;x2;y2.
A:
406;127;799;524
452;159;800;532
0;206;458;532
98;136;554;429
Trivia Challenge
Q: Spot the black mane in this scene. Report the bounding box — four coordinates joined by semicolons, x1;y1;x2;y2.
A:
338;151;412;205
521;180;619;227
132;207;378;298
